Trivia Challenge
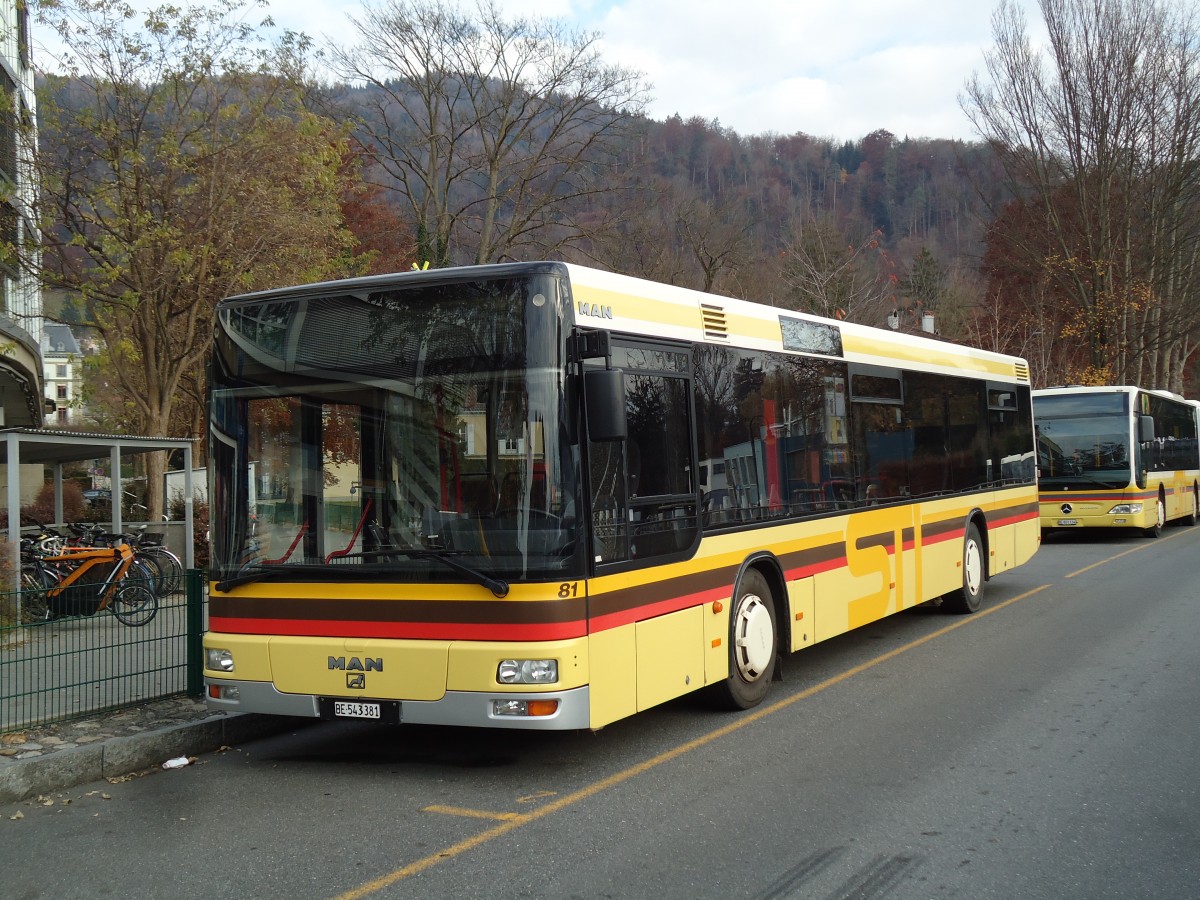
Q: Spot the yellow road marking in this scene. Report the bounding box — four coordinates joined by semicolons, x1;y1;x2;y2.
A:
516;790;557;804
333;583;1050;900
422;805;525;822
1064;526;1194;579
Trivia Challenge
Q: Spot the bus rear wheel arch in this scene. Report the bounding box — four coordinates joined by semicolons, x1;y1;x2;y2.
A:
710;567;779;710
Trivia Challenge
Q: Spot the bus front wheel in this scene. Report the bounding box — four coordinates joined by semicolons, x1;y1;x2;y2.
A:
943;522;985;614
1144;494;1165;538
710;569;777;710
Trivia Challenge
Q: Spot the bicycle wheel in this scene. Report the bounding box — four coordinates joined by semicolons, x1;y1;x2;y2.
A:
18;567;56;622
143;546;183;595
133;552;165;597
110;582;158;626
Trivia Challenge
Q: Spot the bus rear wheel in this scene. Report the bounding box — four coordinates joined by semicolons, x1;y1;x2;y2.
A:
943;522;985;614
710;569;777;710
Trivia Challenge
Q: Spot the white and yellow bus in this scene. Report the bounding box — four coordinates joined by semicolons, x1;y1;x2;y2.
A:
1034;385;1200;537
203;263;1040;730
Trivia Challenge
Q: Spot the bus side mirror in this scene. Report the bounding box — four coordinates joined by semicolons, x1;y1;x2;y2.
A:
584;369;627;442
1139;415;1156;443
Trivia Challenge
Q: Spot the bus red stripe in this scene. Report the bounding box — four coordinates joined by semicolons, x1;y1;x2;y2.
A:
207;616;586;641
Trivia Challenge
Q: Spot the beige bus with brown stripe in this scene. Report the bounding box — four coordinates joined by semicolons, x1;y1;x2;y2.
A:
203;262;1040;730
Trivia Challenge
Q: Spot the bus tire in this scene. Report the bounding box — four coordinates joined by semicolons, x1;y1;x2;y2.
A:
943;522;985;614
1144;493;1165;538
1185;485;1198;526
710;569;777;710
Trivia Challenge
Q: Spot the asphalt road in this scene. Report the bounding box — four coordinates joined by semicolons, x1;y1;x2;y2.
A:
4;525;1199;899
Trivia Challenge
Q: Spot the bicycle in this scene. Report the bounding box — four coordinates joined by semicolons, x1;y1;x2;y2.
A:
66;521;181;597
129;524;183;595
25;531;159;626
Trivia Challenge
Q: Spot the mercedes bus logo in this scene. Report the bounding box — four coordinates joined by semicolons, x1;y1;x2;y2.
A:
1060;503;1073;514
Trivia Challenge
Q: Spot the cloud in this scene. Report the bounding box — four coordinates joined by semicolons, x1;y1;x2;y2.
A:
590;0;1006;140
31;0;1033;142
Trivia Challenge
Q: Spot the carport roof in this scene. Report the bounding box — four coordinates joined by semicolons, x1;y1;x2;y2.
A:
0;428;197;464
1;428;199;568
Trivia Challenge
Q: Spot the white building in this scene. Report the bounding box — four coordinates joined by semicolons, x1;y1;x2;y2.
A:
0;0;42;428
42;323;81;427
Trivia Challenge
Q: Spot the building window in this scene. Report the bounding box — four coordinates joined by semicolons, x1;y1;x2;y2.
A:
56;384;67;399
0;68;14;186
57;408;68;425
56;365;67;378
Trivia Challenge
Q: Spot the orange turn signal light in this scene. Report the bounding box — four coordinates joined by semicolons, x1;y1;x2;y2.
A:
526;700;559;717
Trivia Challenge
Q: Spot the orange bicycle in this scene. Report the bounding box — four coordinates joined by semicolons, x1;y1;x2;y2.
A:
33;535;159;626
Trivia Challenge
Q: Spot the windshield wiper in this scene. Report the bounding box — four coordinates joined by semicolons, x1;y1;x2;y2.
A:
216;551;511;598
358;547;510;598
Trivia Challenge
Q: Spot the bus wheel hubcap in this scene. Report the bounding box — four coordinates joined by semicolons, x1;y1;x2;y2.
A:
965;540;982;595
734;596;773;680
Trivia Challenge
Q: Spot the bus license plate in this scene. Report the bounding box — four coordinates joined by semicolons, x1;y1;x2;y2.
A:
1057;518;1078;526
333;701;380;719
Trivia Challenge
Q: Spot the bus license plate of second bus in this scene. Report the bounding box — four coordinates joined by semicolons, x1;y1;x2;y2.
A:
333;701;380;719
1057;518;1078;526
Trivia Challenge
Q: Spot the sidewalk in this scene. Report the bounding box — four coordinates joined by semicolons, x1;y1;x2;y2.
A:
0;696;311;805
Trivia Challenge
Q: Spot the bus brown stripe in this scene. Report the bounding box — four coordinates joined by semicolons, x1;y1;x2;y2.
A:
590;542;846;619
209;595;587;625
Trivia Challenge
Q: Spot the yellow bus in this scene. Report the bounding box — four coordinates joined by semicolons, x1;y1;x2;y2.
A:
203;263;1040;730
1034;385;1200;537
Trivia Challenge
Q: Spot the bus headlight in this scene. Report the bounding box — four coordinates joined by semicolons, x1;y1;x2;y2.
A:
497;658;558;684
1109;503;1143;515
206;648;235;672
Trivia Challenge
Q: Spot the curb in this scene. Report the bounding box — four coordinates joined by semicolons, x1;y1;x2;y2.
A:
0;713;312;805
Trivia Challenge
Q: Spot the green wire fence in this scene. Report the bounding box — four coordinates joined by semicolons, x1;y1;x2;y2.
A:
0;569;206;733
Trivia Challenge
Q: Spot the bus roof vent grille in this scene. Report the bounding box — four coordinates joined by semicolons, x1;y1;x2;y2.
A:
700;303;728;340
1015;362;1031;383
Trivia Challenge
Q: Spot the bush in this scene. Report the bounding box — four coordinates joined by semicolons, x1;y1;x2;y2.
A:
191;500;210;569
21;481;87;526
166;491;209;569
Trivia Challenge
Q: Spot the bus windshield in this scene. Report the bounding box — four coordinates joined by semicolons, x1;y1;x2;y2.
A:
1034;392;1132;488
208;272;583;583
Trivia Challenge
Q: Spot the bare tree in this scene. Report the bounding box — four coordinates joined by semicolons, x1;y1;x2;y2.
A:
780;216;897;325
675;188;757;294
327;0;649;266
962;0;1200;390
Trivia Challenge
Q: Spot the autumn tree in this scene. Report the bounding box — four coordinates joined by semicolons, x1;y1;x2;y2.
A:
963;0;1200;390
327;0;649;267
28;0;363;518
339;143;418;275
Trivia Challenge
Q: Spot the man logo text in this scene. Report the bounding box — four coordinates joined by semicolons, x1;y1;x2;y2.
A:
328;656;383;672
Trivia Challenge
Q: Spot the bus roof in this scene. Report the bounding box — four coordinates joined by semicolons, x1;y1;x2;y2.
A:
220;261;1031;384
1033;385;1188;402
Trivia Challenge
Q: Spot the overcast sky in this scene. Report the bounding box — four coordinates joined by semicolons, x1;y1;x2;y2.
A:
33;0;1046;143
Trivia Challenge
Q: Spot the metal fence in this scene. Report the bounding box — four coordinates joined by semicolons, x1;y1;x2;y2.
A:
0;569;205;733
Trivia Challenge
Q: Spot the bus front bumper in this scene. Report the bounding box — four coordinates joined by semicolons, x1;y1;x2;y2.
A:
204;677;592;730
1039;501;1150;530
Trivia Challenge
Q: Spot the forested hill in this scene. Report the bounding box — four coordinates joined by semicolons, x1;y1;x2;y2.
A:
336;73;1012;343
